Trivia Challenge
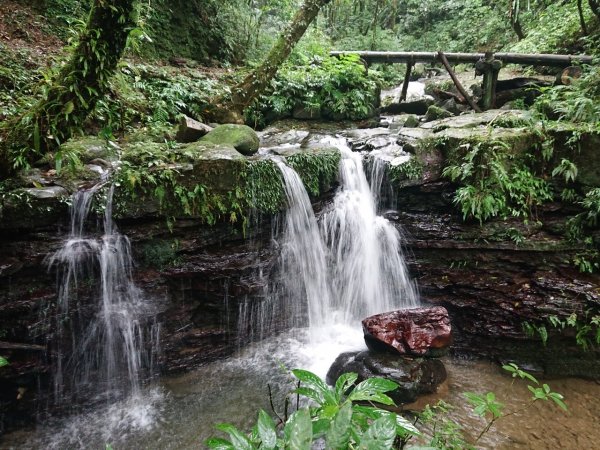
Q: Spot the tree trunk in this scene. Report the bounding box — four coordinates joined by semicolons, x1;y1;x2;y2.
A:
221;0;331;119
578;0;589;35
590;0;600;19
1;0;137;176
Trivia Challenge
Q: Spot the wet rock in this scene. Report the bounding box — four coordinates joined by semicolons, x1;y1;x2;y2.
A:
420;109;531;130
403;115;420;128
260;129;310;148
363;306;452;357
200;124;260;156
175;115;213;143
22;186;68;200
326;351;447;404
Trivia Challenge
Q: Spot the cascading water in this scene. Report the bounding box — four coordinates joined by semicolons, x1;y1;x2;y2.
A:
46;185;159;407
246;136;419;375
320;138;418;323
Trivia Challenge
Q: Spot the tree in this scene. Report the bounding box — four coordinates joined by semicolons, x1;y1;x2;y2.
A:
219;0;332;121
589;0;600;20
0;0;137;176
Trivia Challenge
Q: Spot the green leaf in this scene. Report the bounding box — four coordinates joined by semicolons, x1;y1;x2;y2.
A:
359;414;396;450
334;372;358;401
0;357;8;368
326;402;352;450
348;378;398;406
257;410;277;450
206;437;235;450
63;100;75;116
215;423;255;450
292;369;335;405
394;414;421;437
285;409;312;450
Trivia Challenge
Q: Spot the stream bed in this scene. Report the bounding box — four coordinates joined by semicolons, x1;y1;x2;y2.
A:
3;327;600;450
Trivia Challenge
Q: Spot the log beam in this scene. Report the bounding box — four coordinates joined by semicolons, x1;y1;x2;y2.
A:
330;51;594;67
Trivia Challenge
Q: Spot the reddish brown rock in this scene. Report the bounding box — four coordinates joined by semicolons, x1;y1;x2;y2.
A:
362;306;452;356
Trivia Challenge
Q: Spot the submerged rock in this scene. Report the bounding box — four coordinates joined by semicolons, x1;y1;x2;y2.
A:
200;124;260;156
326;350;447;404
362;306;452;357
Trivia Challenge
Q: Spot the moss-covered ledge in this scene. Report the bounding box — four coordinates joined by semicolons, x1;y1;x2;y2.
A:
0;136;341;231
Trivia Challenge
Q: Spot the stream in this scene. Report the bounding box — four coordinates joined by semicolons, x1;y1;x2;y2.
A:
4;334;600;449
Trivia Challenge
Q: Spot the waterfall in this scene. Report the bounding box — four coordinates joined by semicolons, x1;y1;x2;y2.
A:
46;185;159;406
260;137;417;342
321;138;418;323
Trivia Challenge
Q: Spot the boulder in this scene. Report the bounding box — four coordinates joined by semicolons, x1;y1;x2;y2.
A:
424;105;453;122
362;306;451;357
175;115;213;143
200;124;260;156
381;98;433;115
58;137;118;163
326;351;447;404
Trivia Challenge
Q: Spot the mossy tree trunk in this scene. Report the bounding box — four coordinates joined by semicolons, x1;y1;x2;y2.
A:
222;0;331;119
0;0;137;176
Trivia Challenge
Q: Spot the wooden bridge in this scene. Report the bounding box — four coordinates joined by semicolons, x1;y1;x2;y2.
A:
330;50;594;111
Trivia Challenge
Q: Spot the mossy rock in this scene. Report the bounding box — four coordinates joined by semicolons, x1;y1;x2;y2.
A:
424;105;454;122
59;137;118;163
200;124;260;156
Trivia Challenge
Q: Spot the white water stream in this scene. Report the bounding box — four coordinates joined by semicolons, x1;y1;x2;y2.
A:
45;186;159;407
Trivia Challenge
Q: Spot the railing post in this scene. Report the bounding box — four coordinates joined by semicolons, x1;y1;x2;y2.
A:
475;52;503;110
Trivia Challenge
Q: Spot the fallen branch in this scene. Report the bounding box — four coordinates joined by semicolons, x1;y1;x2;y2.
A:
437;51;481;113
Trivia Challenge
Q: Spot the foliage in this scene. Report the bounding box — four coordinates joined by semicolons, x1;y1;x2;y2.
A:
523;310;600;350
463;363;566;442
134;0;256;64
442;140;552;223
388;158;424;183
0;356;8;368
246;54;380;128
207;368;420;450
508;1;595;54
113;143;338;227
286;151;341;197
535;65;600;128
208;365;566;450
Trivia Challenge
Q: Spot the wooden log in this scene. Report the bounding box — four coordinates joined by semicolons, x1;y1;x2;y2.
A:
400;61;413;102
437;51;481;113
431;88;466;104
0;341;45;351
330;51;594;67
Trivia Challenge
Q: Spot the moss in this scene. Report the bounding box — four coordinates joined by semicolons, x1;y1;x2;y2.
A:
389;158;424;183
286;148;341;197
243;160;285;215
138;239;182;269
200;124;260;156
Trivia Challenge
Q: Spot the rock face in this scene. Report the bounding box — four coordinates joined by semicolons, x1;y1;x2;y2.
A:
363;307;452;357
326;351;447;405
